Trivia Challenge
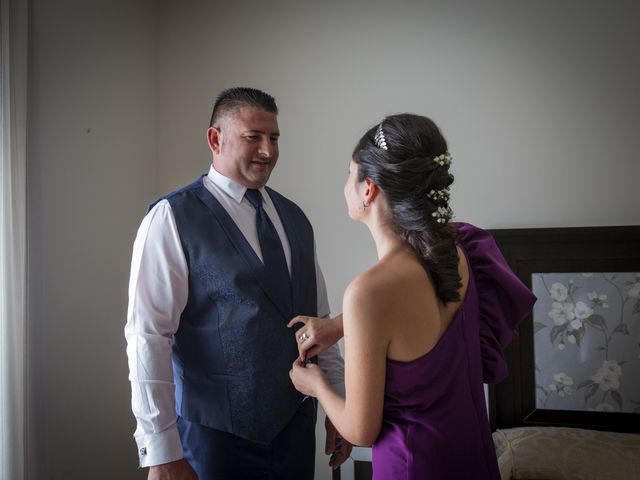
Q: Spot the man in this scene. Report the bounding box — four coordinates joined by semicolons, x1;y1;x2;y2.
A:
125;87;350;479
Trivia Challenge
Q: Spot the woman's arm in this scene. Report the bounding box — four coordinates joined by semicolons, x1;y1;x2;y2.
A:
291;276;390;446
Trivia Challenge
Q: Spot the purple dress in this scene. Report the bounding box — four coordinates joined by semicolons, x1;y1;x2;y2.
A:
371;223;536;479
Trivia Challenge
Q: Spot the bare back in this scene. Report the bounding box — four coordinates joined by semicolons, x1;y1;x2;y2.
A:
380;246;470;362
336;245;471;447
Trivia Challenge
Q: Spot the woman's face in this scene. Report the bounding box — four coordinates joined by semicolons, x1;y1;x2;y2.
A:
344;160;366;220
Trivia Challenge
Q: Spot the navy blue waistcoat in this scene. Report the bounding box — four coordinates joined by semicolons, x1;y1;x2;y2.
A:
152;176;318;444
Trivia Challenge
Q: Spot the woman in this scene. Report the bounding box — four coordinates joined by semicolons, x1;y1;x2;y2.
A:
289;114;536;479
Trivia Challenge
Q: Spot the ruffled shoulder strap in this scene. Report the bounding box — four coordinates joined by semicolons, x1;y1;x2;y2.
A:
455;222;537;384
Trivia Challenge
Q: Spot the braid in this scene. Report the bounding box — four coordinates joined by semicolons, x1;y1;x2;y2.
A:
403;227;461;303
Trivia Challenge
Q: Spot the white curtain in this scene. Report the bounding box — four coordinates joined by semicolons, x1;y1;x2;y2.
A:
0;0;27;478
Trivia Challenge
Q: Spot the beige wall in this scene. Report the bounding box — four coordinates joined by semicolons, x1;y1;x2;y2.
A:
156;0;640;316
27;0;640;479
28;0;156;478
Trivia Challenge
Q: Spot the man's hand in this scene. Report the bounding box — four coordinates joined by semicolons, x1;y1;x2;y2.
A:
325;416;352;470
148;458;198;480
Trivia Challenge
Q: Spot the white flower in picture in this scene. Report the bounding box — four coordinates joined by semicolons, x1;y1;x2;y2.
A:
567;334;576;344
591;363;621;392
568;319;582;331
590;403;615;412
549;282;569;301
628;282;640;299
549;372;574;397
554;372;573;385
549;302;575;325
591;371;620;392
602;360;622;376
587;291;608;308
574;301;593;319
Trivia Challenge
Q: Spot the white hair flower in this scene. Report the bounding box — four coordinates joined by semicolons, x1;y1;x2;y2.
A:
426;188;450;202
433;152;452;167
431;206;453;224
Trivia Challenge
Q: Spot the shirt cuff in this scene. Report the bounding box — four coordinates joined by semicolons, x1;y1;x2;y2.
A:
134;426;184;468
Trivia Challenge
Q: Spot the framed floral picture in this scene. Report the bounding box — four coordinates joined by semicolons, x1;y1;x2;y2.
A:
533;271;640;413
488;226;640;433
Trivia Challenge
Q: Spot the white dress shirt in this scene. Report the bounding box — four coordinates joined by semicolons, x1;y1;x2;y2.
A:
125;166;344;467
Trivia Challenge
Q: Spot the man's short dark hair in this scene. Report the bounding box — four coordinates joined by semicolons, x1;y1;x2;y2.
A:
209;87;278;127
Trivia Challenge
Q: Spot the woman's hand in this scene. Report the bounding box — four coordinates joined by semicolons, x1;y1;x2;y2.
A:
288;315;344;362
289;358;329;398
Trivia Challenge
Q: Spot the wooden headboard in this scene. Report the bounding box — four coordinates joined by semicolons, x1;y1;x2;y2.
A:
489;225;640;434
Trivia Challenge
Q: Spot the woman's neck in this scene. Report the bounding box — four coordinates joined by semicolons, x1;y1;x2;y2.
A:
368;220;406;260
362;192;409;260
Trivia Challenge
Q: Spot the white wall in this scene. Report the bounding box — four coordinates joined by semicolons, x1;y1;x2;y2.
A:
28;0;156;478
27;0;640;479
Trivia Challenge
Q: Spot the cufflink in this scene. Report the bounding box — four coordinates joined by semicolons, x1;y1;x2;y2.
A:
140;447;147;456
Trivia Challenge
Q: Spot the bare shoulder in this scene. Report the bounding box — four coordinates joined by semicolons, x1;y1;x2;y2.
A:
343;270;382;314
343;256;415;322
345;261;395;300
341;268;395;347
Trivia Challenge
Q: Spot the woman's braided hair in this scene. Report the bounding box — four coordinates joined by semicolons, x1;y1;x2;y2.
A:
352;113;461;304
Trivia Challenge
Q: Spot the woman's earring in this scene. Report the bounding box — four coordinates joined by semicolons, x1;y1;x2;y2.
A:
362;200;370;209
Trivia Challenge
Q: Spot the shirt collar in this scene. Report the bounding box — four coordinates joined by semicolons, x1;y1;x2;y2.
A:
207;165;265;204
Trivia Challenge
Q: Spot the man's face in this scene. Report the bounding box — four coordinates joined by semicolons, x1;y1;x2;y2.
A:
209;106;280;189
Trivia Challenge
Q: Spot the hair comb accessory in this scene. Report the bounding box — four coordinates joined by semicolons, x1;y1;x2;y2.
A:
431;206;454;224
434;152;452;167
374;123;388;150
